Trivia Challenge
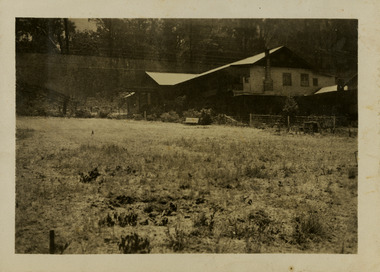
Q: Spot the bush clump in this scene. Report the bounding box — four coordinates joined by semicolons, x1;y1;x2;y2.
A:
160;111;181;123
98;211;138;227
98;110;111;118
165;225;188;252
79;167;100;183
245;165;269;179
199;108;213;125
118;233;151;253
293;211;326;244
75;109;92;118
183;109;202;119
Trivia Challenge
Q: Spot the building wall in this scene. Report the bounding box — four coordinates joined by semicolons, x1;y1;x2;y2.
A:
248;66;336;96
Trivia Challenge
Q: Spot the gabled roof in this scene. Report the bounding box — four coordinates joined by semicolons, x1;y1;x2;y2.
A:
177;46;284;84
146;46;293;86
146;71;198;86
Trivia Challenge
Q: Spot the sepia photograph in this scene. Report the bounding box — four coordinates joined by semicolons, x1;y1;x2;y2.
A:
1;0;380;271
15;18;358;254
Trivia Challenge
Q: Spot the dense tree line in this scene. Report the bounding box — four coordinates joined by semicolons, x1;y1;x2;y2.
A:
16;18;357;78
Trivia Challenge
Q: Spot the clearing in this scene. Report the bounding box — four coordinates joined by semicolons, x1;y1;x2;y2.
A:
15;117;357;253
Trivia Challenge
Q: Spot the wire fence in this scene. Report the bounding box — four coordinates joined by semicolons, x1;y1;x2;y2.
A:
248;114;350;129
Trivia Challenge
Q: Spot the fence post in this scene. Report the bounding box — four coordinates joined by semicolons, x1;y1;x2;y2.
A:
249;114;253;127
144;111;147;121
49;230;55;254
287;115;290;132
333;116;336;134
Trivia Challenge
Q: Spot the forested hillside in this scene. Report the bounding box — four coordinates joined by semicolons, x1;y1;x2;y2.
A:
16;18;357;79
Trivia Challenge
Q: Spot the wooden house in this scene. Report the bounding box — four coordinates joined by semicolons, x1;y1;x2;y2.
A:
146;46;336;101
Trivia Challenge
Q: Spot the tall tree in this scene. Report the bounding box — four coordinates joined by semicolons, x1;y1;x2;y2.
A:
16;18;75;54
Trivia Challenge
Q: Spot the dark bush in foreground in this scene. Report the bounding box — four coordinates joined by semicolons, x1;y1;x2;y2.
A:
118;233;151;254
79;167;100;183
293;211;326;244
165;226;187;252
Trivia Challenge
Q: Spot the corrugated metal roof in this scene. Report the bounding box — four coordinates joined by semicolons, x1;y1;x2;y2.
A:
146;71;199;86
314;85;348;94
146;46;284;86
181;46;284;83
231;46;283;66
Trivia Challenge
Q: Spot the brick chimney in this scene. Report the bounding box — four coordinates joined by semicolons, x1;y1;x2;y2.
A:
263;49;273;92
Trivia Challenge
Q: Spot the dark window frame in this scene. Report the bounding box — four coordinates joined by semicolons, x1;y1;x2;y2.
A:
283;73;292;86
301;73;309;87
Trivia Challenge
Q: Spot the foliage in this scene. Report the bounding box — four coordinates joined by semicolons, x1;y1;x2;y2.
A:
165;225;188;252
199;108;213;125
348;167;357;179
17;18;357;76
160;111;181;123
98;111;111;118
98;212;138;227
75;109;92;118
118;233;151;254
293;211;326;244
79;167;100;183
182;109;202;119
183;108;213;125
16;18;75;54
282;96;299;116
193;206;219;235
245;165;269;179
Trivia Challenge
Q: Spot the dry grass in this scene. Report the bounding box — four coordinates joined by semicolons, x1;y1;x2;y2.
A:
15;117;358;253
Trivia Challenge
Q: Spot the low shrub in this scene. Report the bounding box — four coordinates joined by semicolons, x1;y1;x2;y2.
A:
98;111;111;118
213;114;228;125
132;114;144;121
79;167;100;183
183;109;201;119
227;209;275;244
75;109;92;118
245;165;269;179
293;211;326;244
98;211;138;227
118;233;151;253
160;111;181;123
107;113;128;119
199;108;213;125
146;114;158;121
117;212;138;227
348;167;357;179
165;225;188;252
193;207;218;235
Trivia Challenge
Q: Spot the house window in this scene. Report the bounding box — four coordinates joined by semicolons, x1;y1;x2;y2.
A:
313;78;318;86
283;73;292;86
301;73;309;87
244;76;250;83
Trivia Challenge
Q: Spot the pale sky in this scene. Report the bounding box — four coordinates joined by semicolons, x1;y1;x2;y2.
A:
69;18;97;32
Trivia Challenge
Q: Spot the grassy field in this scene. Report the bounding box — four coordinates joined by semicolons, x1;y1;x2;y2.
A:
15;117;358;254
